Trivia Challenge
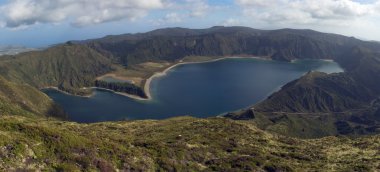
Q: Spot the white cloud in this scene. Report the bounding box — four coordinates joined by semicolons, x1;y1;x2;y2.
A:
164;13;182;23
0;0;213;28
150;0;212;26
0;0;166;28
236;0;379;26
222;18;241;26
236;0;282;7
185;0;210;17
153;12;183;25
1;0;380;42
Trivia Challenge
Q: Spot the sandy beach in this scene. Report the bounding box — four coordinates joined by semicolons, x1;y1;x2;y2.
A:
91;87;149;101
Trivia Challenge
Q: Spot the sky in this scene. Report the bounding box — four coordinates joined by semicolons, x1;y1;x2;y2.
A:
0;0;380;47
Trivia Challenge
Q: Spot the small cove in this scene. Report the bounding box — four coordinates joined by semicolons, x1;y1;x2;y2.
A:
44;58;343;123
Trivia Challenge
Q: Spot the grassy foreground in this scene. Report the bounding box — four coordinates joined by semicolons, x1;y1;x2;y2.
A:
0;116;379;171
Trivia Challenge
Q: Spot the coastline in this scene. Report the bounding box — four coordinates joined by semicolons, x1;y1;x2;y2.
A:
291;58;335;63
43;56;336;102
42;86;149;101
91;87;149;101
43;56;268;101
142;56;268;101
41;86;93;98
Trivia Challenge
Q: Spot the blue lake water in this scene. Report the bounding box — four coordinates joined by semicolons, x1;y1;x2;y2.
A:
44;58;343;123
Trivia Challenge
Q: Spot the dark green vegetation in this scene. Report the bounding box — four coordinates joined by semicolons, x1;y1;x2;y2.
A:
0;44;114;96
2;26;380;97
0;76;64;118
82;26;379;65
1;116;379;171
0;26;380;170
0;27;379;137
255;72;372;113
227;47;380;138
95;80;147;98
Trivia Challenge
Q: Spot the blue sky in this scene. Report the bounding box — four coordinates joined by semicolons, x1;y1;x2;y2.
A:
1;0;380;47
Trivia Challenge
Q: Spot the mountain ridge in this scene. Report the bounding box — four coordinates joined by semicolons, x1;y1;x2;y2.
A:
0;26;380;170
84;26;380;66
226;46;380;138
0;44;114;96
1;26;380;138
5;26;378;98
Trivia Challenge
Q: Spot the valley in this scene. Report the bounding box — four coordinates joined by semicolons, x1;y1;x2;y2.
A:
94;55;267;100
44;58;343;123
0;26;380;171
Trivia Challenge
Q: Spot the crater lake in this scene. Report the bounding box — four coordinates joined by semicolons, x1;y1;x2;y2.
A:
44;58;343;123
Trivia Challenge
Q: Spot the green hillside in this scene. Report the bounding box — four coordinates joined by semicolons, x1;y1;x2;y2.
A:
226;47;380;138
0;27;379;138
0;27;379;171
254;72;373;113
85;27;379;66
0;76;64;118
0;44;114;96
0;116;379;171
2;27;380;98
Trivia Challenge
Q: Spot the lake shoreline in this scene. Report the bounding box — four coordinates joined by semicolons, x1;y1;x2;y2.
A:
45;58;343;123
42;56;267;101
41;86;93;98
43;57;338;101
91;87;149;101
142;56;269;101
42;56;268;101
41;86;149;101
